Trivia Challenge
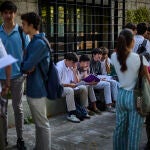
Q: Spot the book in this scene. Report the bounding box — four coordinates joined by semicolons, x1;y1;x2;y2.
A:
0;55;18;69
82;74;100;83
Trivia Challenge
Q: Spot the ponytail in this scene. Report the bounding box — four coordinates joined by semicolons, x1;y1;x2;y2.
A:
116;29;133;72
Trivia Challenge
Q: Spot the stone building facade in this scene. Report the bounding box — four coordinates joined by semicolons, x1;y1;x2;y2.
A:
0;0;38;24
0;0;149;60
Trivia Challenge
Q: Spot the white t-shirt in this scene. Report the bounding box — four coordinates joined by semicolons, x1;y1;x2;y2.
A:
0;39;7;92
111;52;149;91
100;58;111;75
56;60;74;84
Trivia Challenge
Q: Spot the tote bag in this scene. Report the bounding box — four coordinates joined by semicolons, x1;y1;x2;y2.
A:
134;55;150;117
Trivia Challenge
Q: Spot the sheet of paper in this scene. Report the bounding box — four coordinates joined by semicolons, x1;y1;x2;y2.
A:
76;81;88;86
0;55;18;69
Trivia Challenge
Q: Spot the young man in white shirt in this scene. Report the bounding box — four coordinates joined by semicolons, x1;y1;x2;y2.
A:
133;22;150;63
56;53;89;123
124;23;137;35
0;39;11;150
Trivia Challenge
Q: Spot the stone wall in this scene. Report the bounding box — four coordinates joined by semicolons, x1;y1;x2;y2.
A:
126;0;150;10
0;0;38;24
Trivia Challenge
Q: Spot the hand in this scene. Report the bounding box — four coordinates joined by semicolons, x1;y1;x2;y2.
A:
69;83;77;88
1;86;9;96
27;67;35;75
71;65;77;73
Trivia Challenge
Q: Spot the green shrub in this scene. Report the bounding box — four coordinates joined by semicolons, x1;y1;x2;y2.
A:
126;7;150;24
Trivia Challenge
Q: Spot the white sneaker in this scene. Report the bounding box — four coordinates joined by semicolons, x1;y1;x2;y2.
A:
84;114;91;119
106;106;116;113
67;115;80;123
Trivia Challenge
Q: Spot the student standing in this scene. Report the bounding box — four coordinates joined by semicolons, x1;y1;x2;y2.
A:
0;1;29;149
0;39;11;150
133;22;150;63
21;12;51;150
111;29;150;150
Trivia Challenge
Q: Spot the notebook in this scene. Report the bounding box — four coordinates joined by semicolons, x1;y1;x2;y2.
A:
82;74;100;83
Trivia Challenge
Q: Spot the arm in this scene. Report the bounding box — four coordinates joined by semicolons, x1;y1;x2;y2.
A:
105;58;111;74
63;83;76;88
22;40;47;72
2;65;12;96
5;65;11;87
71;68;80;83
146;40;150;54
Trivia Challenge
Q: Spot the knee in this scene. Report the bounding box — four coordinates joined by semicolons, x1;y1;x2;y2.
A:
79;85;88;93
36;119;50;129
111;80;118;86
104;82;110;87
13;104;23;114
65;87;74;95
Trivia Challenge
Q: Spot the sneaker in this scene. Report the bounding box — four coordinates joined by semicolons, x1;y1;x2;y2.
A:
84;114;91;119
88;110;96;116
67;115;80;123
92;109;102;115
17;138;26;150
106;106;116;113
74;111;85;121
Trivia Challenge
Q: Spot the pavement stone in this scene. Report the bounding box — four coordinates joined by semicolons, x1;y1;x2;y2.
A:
7;112;147;150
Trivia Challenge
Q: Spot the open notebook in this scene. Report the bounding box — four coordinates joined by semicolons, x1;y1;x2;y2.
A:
82;74;100;82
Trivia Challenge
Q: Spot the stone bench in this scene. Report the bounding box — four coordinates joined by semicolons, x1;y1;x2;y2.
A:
8;89;105;127
8;96;66;127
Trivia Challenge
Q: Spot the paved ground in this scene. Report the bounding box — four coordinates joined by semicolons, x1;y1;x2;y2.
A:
7;112;147;150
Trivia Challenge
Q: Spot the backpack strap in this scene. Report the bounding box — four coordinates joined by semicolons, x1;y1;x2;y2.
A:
18;26;25;50
38;36;54;64
138;55;143;89
141;39;147;48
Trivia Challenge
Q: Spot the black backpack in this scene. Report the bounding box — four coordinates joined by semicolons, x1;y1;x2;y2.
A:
137;39;150;62
38;37;64;100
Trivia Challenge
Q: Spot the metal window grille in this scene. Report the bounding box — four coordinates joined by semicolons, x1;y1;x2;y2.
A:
38;0;125;62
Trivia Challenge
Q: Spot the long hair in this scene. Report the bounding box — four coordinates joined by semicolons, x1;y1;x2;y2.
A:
116;29;134;72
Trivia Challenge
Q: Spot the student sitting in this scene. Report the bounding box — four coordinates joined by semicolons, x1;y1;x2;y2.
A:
56;53;90;123
100;47;118;103
77;54;101;115
90;48;116;113
100;47;111;75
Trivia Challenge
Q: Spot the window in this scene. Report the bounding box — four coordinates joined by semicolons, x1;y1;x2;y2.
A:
39;0;125;61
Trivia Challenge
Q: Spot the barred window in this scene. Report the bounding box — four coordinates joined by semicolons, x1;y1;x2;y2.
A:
38;0;125;62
